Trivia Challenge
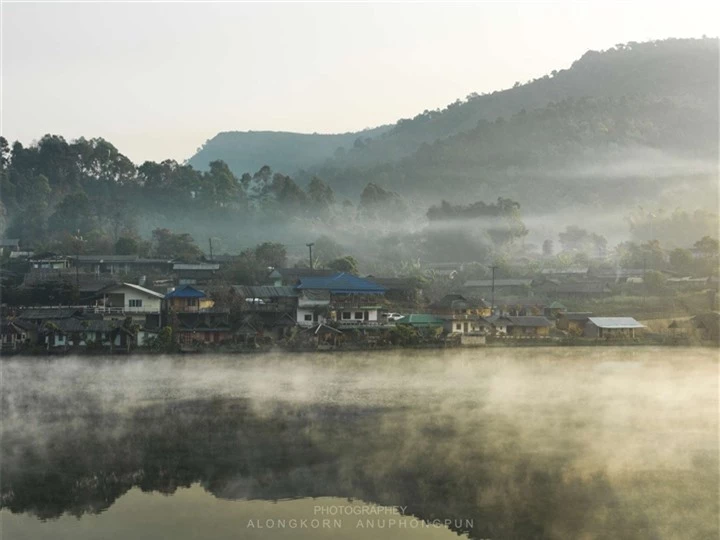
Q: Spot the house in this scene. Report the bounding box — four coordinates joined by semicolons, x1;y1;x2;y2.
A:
430;294;492;317
9;251;34;261
495;297;546;316
584;317;645;338
94;282;165;328
42;318;134;350
165;285;215;312
165;285;230;345
173;262;220;285
230;285;298;313
689;312;720;342
295;273;386;326
28;254;71;270
429;294;492;335
71;255;174;276
1;321;30;351
0;238;20;255
552;282;612;298
485;314;512;335
230;286;300;339
556;312;594;333
505;316;553;337
463;279;533;297
18;307;85;327
173;315;233;346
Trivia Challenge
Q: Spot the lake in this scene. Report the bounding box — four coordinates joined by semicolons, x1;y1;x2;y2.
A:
1;347;717;539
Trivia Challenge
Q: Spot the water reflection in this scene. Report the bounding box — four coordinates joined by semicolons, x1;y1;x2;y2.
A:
1;348;718;539
2;489;464;540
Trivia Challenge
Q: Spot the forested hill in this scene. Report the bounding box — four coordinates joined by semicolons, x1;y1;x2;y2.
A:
310;38;718;172
188;125;390;176
315;93;718;210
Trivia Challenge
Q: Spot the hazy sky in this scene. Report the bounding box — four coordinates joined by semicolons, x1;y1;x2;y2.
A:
2;1;718;164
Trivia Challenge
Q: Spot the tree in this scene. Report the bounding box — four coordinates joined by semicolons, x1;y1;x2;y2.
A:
327;256;359;274
694;236;719;256
115;236;140;255
152;228;203;261
254;242;287;269
669;248;693;273
49;192;96;237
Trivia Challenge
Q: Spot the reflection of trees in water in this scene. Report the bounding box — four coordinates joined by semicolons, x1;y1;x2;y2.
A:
1;394;710;539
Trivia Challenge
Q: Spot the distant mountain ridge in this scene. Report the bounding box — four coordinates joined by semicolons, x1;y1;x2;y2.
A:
188;125;390;176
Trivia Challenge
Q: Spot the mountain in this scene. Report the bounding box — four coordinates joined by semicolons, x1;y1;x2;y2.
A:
187;125;390;175
312;37;718;172
302;37;718;210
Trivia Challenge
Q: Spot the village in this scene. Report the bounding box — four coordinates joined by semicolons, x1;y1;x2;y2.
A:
1;240;718;354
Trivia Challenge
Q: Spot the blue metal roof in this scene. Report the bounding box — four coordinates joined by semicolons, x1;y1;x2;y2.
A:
165;285;207;299
295;273;386;294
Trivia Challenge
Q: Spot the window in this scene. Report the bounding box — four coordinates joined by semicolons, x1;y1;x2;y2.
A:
355;312;363;319
342;312;351;319
188;298;198;307
456;323;461;330
304;314;312;321
129;299;143;308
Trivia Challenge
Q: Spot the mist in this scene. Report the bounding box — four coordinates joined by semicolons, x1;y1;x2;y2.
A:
1;349;717;539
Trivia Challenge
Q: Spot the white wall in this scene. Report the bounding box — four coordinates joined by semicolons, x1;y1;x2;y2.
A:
297;308;325;326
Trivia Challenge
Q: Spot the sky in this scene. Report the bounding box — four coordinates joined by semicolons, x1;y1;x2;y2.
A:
2;1;719;165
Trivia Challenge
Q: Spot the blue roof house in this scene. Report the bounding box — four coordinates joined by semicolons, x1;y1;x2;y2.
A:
294;273;386;326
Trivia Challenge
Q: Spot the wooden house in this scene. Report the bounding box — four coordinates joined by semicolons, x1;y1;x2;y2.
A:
584;317;645;338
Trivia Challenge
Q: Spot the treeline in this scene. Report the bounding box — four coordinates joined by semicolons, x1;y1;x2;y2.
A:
0;135;352;251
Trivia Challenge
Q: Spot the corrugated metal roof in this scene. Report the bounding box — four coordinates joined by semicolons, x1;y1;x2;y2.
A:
173;263;220;271
464;279;533;287
165;285;207;298
231;285;298;298
507;316;553;327
396;314;444;326
296;273;385;294
588;317;645;329
101;282;165;299
19;308;83;320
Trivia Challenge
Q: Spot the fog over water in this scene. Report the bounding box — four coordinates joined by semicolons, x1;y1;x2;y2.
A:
1;348;718;539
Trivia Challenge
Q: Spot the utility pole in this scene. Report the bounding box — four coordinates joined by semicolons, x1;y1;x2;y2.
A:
208;238;214;261
490;265;498;316
306;243;314;270
74;230;82;304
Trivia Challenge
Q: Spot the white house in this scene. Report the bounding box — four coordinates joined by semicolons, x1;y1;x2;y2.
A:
97;283;164;314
